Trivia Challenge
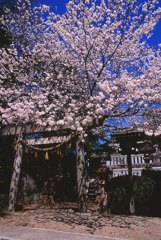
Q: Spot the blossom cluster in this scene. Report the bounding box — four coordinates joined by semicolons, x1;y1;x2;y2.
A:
0;0;161;135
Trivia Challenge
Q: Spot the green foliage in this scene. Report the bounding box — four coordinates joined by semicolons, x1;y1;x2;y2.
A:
108;175;156;216
0;194;8;215
133;176;156;215
109;187;129;215
142;170;161;217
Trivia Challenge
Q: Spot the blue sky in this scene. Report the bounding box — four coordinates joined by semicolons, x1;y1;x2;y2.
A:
33;0;68;14
32;0;161;46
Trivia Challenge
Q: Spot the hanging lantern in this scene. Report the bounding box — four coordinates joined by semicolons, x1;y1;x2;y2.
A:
45;151;49;160
68;143;71;149
35;152;38;159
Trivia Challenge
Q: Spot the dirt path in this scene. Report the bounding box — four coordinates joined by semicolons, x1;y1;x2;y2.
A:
0;203;161;240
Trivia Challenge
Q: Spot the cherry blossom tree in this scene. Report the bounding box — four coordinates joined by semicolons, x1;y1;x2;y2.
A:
0;0;161;212
137;107;161;136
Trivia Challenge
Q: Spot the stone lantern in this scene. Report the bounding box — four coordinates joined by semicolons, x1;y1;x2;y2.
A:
137;140;155;165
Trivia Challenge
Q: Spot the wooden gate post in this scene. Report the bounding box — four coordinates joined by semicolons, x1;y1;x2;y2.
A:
8;135;23;212
76;135;88;213
127;151;135;215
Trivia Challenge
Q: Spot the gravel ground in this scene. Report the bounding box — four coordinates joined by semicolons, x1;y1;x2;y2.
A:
0;203;161;240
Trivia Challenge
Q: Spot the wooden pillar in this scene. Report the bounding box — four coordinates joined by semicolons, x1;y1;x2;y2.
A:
76;135;88;213
127;152;132;177
8;136;23;212
127;152;135;215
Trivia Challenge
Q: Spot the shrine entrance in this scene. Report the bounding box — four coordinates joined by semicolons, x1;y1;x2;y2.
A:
1;125;87;212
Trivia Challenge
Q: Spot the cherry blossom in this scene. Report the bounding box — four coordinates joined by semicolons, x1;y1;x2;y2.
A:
0;0;161;135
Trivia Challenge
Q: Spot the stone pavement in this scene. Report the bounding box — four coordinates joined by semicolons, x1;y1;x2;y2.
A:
0;225;128;240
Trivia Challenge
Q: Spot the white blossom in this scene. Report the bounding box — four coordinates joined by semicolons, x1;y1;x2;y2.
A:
0;0;160;134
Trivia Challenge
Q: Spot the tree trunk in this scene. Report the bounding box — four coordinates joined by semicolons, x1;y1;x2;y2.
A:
76;135;88;213
127;152;135;215
8;138;23;212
